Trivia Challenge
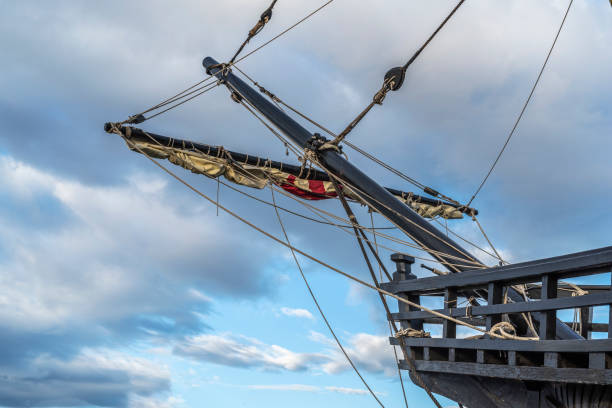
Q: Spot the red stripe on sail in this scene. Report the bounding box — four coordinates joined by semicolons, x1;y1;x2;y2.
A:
309;180;326;195
279;183;330;200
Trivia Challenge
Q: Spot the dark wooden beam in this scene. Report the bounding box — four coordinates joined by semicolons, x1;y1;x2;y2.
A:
403;360;612;384
391;290;612;320
389;337;612;353
486;282;503;332
540;275;558;340
381;247;612;294
203;56;479;272
444;287;457;338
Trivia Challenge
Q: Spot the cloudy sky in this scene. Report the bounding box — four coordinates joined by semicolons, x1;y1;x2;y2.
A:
0;1;610;407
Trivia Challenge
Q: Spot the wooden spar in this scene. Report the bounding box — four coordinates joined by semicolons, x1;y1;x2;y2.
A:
108;124;475;214
202;56;582;340
203;57;475;270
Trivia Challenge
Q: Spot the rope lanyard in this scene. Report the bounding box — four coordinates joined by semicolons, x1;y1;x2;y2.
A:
330;177;444;408
116;0;334;126
117;122;482;271
221;79;485;272
111;124;537;342
232;65;473;212
329;0;466;147
229;0;278;65
270;187;386;408
466;0;573;206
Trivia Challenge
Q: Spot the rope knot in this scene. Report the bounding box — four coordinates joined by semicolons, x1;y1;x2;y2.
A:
306;133;343;153
125;114;146;125
249;19;267;38
372;85;390;105
490;321;518;339
206;63;231;77
394;328;431;339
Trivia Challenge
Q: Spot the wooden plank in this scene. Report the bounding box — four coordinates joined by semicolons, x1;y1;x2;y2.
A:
423;316;486;326
486;282;502;332
380;247;612;294
402;360;612;384
526;389;541;407
544;352;559;368
609;273;612;340
527;284;610;299
540;275;558;340
390;290;612;320
508;351;517;366
476;350;485;364
589;352;606;369
580;307;592;339
444;288;457;339
389;337;612;353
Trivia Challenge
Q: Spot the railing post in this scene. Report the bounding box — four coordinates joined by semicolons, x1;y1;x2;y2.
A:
541;274;558;340
392;253;422;331
486;282;503;334
608;271;612;340
580;307;592;339
444;287;457;339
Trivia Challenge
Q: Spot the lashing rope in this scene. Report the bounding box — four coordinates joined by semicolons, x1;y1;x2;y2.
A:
466;0;574;206
269;187;386;408
328;0;466;148
232;65;473;213
229;0;278;65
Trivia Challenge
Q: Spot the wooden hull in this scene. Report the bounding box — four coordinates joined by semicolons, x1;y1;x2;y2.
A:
417;372;612;407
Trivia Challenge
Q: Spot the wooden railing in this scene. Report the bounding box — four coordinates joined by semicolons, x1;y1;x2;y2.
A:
381;247;612;383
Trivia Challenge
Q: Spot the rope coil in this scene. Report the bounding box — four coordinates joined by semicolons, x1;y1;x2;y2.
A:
394;328;431;339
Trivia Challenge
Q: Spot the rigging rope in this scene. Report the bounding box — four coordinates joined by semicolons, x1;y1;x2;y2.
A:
145;81;221;122
270;188;385;408
329;0;466;147
221;78;486;272
471;214;505;264
120;123;484;270
229;0;278;64
119;0;334;125
231;0;334;66
232;66;469;209
110;124;537;341
432;218;499;261
369;212;410;408
466;0;574;206
330;178;443;408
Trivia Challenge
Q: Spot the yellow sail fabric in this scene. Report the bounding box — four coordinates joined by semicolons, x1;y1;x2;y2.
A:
128;140;463;219
128;141;268;189
399;198;463;220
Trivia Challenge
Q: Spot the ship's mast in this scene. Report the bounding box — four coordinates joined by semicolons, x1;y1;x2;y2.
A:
204;57;474;272
203;56;581;340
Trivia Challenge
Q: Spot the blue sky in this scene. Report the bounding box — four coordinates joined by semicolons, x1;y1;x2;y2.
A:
0;1;611;407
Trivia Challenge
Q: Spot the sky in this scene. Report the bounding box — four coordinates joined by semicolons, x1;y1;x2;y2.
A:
0;0;611;407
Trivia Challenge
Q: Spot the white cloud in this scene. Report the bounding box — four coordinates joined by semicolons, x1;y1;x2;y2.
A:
248;384;319;392
0;349;170;408
174;333;329;372
130;395;185;408
0;155;271;333
325;386;369;395
175;329;400;378
246;384;381;396
280;307;314;320
308;330;337;347
319;333;398;377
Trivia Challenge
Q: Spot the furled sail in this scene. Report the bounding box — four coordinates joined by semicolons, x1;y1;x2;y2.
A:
117;126;472;219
